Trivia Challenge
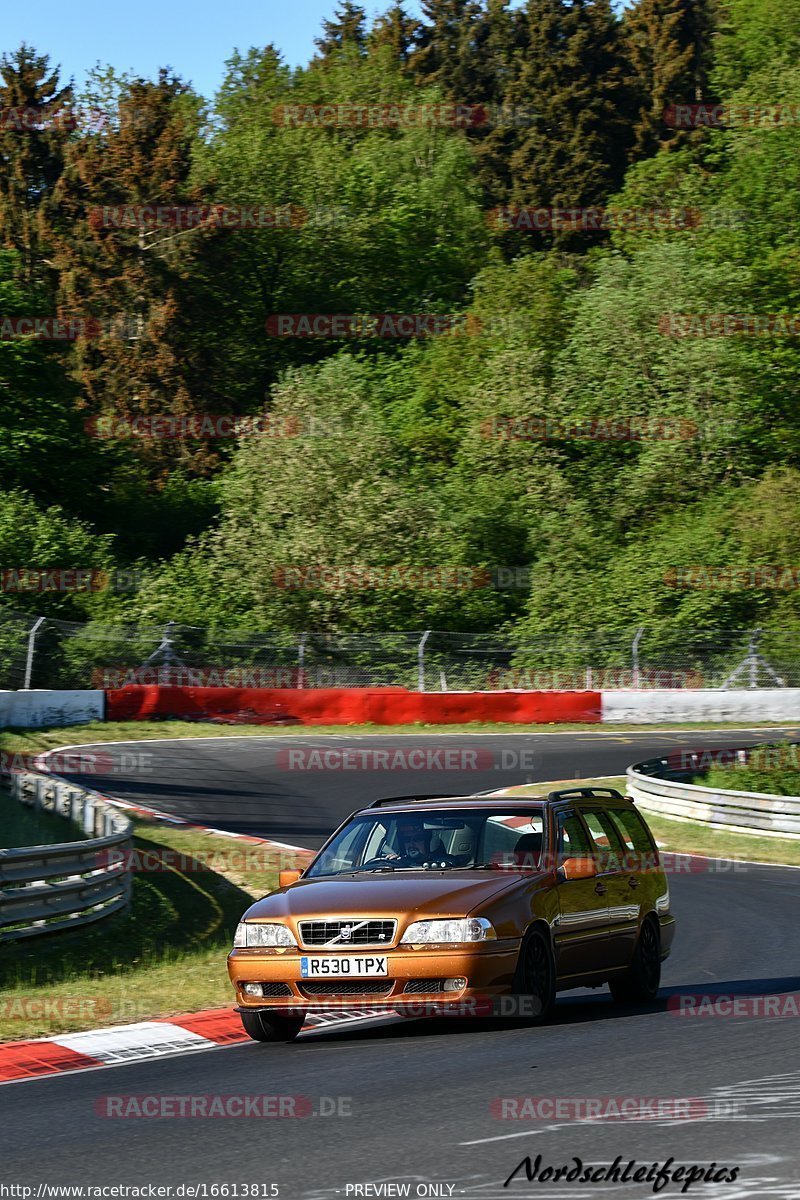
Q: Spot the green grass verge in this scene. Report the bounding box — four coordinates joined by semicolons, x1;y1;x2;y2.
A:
0;790;85;848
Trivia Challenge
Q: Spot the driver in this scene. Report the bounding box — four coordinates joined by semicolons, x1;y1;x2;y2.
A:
388;817;454;867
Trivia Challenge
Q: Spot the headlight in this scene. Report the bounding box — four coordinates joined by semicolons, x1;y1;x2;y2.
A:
233;922;297;948
400;917;496;944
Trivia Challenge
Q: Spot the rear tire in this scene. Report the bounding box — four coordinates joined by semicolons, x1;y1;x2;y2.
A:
609;918;661;1004
240;1009;306;1042
513;928;556;1024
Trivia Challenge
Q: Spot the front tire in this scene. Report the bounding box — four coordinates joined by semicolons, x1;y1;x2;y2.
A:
513;928;556;1023
240;1009;306;1042
609;918;661;1004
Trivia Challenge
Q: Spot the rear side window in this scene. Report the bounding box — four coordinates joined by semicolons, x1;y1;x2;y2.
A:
556;812;594;863
581;809;626;870
607;808;656;858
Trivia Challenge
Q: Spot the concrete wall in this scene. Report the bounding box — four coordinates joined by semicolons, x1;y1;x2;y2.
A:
0;690;105;729
602;688;800;723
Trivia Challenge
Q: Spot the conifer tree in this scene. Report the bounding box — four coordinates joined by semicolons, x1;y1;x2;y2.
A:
470;0;526;202
50;72;207;471
369;4;422;66
409;0;483;100
0;45;72;296
505;0;633;217
622;0;716;160
314;2;369;59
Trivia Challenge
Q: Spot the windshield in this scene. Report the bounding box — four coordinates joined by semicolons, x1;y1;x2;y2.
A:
305;808;546;877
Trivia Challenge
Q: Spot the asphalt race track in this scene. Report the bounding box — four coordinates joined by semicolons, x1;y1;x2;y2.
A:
40;725;800;848
3;728;800;1197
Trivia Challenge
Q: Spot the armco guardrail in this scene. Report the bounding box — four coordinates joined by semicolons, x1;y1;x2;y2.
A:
627;752;800;838
0;772;133;941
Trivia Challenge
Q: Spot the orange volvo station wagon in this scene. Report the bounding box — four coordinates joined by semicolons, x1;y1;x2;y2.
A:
228;788;675;1042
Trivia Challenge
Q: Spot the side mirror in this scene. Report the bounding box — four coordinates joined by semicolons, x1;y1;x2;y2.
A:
557;856;597;882
279;868;303;888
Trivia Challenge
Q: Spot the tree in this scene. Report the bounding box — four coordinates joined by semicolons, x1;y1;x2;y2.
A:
505;0;634;219
0;249;112;517
369;5;422;65
0;45;72;296
189;48;488;413
622;0;716;160
469;0;523;202
409;0;483;99
314;2;369;60
50;71;208;474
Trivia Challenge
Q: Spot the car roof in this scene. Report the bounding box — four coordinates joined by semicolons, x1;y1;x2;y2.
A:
355;788;633;817
355;796;542;817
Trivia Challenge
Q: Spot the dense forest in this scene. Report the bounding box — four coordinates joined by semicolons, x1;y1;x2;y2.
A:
1;0;800;650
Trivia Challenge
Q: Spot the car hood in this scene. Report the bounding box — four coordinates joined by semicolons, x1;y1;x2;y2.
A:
243;872;528;921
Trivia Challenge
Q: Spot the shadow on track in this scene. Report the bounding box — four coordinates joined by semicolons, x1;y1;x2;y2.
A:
283;974;800;1047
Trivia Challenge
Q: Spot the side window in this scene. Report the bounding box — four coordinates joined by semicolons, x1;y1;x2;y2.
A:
606;811;635;853
361;822;389;862
313;821;370;874
607;808;656;870
581;810;626;871
556;812;594;863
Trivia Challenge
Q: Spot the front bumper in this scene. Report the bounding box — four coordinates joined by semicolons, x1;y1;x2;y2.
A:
228;943;521;1010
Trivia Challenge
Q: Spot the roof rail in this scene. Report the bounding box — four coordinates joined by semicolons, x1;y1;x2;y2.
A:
547;787;626;802
366;792;480;809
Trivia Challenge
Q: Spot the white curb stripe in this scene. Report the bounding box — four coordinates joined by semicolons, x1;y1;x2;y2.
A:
51;1021;214;1064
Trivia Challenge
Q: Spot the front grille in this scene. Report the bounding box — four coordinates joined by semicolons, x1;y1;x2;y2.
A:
403;979;446;994
260;982;293;997
298;919;397;948
300;980;394;997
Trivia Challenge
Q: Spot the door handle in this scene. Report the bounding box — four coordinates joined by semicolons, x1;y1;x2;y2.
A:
628;876;639;889
594;882;607;895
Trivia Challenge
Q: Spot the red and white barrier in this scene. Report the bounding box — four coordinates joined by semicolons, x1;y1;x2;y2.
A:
105;685;602;725
4;686;797;730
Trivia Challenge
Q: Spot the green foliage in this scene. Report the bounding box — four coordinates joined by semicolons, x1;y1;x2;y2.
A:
700;743;800;795
2;0;800;642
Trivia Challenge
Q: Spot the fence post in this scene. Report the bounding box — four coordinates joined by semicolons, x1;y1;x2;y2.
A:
23;616;46;690
298;632;307;689
632;626;645;689
418;630;432;692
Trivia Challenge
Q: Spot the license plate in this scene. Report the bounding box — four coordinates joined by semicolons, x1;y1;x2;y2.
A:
300;955;388;978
